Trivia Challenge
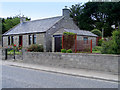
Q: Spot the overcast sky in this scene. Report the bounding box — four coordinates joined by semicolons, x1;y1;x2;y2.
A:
0;1;88;20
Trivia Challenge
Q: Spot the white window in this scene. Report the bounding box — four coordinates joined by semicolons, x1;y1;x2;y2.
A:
33;34;36;44
83;37;88;44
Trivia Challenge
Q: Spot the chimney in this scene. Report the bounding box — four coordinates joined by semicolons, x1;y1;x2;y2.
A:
20;15;26;23
62;6;70;17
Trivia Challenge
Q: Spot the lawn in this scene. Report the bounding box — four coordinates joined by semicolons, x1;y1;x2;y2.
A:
92;46;102;54
7;50;22;55
92;50;101;54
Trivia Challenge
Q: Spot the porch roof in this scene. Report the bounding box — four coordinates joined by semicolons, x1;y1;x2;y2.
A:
64;29;98;37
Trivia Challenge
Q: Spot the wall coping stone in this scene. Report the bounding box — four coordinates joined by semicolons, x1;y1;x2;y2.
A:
25;52;120;57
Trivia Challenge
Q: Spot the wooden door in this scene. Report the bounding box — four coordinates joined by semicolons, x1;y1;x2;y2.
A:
19;36;22;46
55;37;62;52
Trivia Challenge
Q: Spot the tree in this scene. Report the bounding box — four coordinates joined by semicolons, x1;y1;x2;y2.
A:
70;2;120;37
2;16;31;34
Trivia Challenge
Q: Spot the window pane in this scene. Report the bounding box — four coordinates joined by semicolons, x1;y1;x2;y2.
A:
11;36;14;45
8;36;10;45
33;34;36;44
84;37;88;44
29;35;32;45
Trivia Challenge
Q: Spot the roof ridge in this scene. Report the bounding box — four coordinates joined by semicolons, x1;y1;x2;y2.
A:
26;16;63;23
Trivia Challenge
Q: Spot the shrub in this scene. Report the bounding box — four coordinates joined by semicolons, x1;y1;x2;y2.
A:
61;49;66;53
63;32;75;35
91;29;102;37
101;30;120;54
98;39;103;46
66;49;72;53
112;30;120;54
101;40;114;54
27;44;44;52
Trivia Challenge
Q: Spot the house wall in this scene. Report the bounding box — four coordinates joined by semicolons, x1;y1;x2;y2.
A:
36;33;45;46
3;36;8;47
77;36;96;48
45;17;80;52
3;33;45;49
23;35;28;47
14;36;19;47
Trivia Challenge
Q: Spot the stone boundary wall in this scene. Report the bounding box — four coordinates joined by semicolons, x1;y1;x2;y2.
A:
2;54;23;60
23;52;120;75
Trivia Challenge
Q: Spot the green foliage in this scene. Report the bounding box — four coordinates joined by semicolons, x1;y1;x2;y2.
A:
70;2;120;37
112;30;120;54
98;39;103;46
101;30;120;54
91;29;102;36
92;51;101;54
92;46;102;51
27;44;44;52
101;40;114;54
66;49;72;53
61;49;66;53
63;32;75;35
7;51;22;55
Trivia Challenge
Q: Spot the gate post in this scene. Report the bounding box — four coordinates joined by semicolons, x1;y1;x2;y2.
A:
75;34;77;53
14;49;15;60
5;48;7;60
62;35;64;49
91;39;92;53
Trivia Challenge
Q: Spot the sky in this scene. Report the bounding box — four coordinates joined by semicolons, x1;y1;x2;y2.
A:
0;1;88;20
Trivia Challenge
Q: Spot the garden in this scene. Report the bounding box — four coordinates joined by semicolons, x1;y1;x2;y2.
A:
6;44;22;55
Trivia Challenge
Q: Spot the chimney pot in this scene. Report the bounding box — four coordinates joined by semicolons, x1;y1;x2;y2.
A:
20;16;26;23
62;6;70;17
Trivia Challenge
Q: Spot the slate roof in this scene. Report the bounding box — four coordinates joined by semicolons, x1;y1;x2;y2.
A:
3;16;63;36
64;29;98;37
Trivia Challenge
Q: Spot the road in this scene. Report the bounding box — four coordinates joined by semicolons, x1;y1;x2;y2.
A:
2;64;118;88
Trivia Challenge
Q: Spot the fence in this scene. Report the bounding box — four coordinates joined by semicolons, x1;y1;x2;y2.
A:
62;35;92;53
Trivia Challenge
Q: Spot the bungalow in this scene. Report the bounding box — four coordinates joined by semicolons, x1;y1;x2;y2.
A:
2;7;97;52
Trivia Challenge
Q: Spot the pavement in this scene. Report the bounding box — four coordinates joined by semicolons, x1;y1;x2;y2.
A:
2;64;118;88
1;59;119;83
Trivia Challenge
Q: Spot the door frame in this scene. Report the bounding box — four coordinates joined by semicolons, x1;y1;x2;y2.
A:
53;35;62;52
